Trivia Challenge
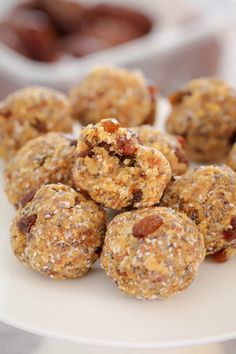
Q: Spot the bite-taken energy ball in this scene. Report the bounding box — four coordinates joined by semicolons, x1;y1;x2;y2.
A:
11;184;106;279
0;86;72;160
70;66;157;127
133;125;188;176
167;78;236;163
73;119;171;210
162;165;236;261
227;143;236;172
101;207;205;299
5;133;77;208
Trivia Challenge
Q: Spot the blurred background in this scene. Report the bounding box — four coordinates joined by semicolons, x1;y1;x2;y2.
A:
0;0;236;353
0;0;236;97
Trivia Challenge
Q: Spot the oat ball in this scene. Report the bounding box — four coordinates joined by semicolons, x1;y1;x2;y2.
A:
162;165;236;260
0;86;73;160
101;207;205;299
70;66;157;127
73;119;171;210
5;133;77;207
166;78;236;163
133;125;188;176
227;143;236;172
11;183;107;279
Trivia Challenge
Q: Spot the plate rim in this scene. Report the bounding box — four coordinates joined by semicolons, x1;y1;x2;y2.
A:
1;314;236;349
1;100;236;348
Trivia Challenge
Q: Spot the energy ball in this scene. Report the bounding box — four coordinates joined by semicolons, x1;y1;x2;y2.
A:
166;78;236;163
70;66;157;127
227;143;236;172
73;119;171;210
133;125;188;176
0;86;73;160
5;133;77;208
11;183;106;279
162;165;236;260
101;207;205;300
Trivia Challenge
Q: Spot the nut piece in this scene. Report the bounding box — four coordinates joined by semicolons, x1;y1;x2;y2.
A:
175;147;188;165
132;215;163;238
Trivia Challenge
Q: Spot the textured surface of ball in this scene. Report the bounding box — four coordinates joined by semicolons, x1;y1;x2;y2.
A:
0;86;72;160
167;78;236;163
11;184;107;279
70;66;156;127
162;165;236;259
101;207;205;299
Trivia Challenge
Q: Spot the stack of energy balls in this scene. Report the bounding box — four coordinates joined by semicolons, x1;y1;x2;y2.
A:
1;66;236;300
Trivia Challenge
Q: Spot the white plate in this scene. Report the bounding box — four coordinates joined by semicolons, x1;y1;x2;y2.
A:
0;100;236;349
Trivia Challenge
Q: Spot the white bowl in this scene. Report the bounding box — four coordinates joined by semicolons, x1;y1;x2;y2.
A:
0;0;235;98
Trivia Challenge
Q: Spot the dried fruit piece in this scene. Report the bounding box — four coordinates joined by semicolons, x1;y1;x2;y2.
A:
32;119;48;133
98;142;111;151
41;0;89;33
175;148;189;165
19;189;37;208
68;139;77;146
213;249;228;262
169;90;191;106
117;136;136;156
94;245;103;256
18;214;37;234
132;215;163;238
128;189;142;209
175;135;186;149
77;189;91;201
147;84;157;102
213;247;236;262
102;119;119;133
223;216;236;242
78;149;93;158
229;131;236;145
188;208;199;223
